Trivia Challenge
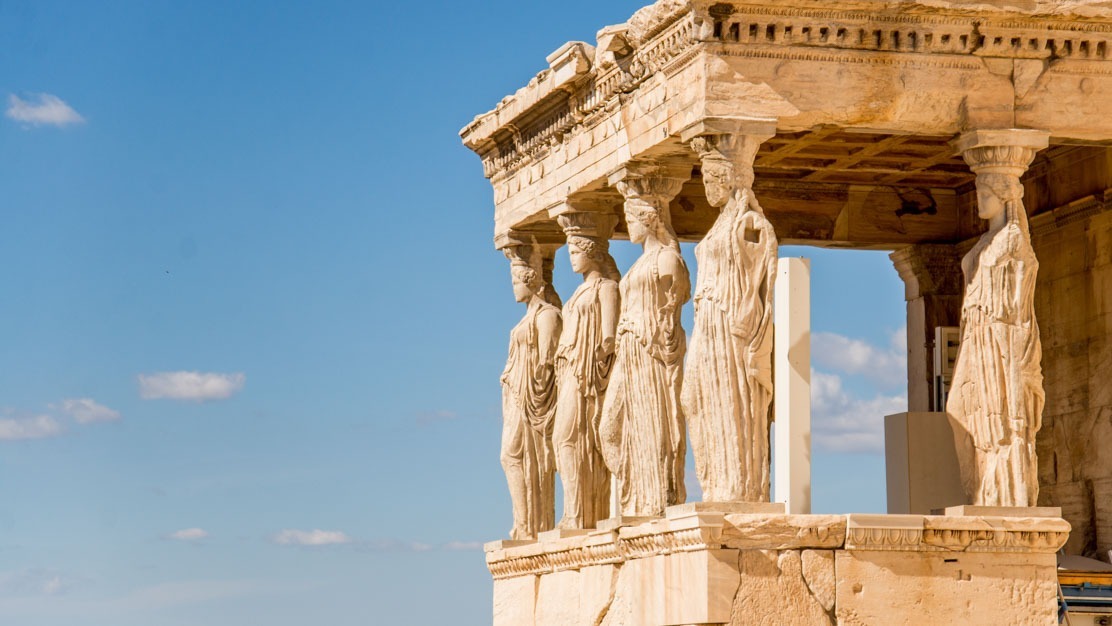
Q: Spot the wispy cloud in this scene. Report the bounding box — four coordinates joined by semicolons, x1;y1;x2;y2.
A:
415;409;458;427
58;398;120;424
811;370;906;453
138;371;245;401
360;539;433;552
812;327;907;388
0;415;63;441
269;529;352;547
0;569;76;597
266;530;479;552
6;93;84;128
165;528;208;542
442;541;483;551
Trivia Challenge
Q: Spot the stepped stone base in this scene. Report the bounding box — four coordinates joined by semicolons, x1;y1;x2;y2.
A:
486;509;1070;626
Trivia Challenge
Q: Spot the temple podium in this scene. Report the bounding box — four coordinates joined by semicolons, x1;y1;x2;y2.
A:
488;508;1069;625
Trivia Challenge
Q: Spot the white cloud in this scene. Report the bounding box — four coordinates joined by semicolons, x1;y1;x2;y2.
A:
5;93;84;127
442;541;482;551
0;415;63;441
165;528;208;541
811;327;907;388
59;398;121;424
138;371;245;401
811;370;907;453
269;529;352;546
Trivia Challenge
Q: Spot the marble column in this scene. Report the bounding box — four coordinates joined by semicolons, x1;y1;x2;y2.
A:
498;238;563;539
552;206;621;529
948;129;1050;507
682;122;779;503
890;245;965;412
599;162;691;517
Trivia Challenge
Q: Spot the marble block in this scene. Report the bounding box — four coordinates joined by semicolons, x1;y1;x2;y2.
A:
943;505;1063;518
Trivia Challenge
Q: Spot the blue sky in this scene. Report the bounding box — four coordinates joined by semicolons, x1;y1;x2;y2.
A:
0;1;906;624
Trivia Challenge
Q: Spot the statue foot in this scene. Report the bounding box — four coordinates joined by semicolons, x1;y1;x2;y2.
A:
556;517;583;531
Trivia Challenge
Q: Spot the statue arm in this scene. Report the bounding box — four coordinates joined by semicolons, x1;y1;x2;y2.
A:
599;281;620;357
657;250;690;311
748;224;778;388
536;308;561;365
655;250;689;363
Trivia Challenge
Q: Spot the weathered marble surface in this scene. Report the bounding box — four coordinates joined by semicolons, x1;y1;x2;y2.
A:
600;164;691;517
500;244;562;539
948;130;1048;507
553;212;620;529
683;128;778;503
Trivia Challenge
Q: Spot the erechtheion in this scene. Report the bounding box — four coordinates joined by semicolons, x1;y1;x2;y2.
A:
462;0;1112;623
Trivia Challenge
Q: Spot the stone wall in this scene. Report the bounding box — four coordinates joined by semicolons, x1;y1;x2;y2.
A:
1034;185;1112;558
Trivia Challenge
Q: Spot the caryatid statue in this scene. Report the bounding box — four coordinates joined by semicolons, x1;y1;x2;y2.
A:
683;129;778;503
553;210;621;529
600;163;691;517
947;130;1049;508
500;242;562;539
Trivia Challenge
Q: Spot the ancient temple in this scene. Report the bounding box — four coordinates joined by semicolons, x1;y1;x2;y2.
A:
461;0;1112;623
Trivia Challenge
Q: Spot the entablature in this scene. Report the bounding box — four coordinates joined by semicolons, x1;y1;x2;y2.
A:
461;0;1112;248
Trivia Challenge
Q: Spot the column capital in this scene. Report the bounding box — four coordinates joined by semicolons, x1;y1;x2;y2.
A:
688;131;768;169
953;129;1050;176
890;244;965;302
607;161;691;199
556;210;619;241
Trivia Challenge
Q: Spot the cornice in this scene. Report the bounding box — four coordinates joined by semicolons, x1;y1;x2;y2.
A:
461;0;1112;186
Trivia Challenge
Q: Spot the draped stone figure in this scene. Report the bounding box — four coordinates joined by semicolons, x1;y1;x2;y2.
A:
947;141;1045;507
683;133;777;503
500;244;562;539
600;166;691;517
553;212;621;529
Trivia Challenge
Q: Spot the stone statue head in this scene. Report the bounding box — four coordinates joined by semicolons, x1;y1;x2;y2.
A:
691;135;756;210
567;234;621;281
504;245;549;304
976;173;1025;224
623;199;663;245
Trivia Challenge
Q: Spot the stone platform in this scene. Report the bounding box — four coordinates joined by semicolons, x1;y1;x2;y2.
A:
486;507;1070;626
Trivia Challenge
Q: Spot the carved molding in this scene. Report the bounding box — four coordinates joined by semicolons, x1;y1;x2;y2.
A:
486;512;1071;579
1029;190;1111;238
844;514;1071;553
462;1;1112;185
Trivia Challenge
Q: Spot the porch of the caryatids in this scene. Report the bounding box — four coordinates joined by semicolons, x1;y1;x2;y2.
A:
682;120;780;504
599;161;692;518
498;238;563;539
947;129;1050;508
552;203;621;530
